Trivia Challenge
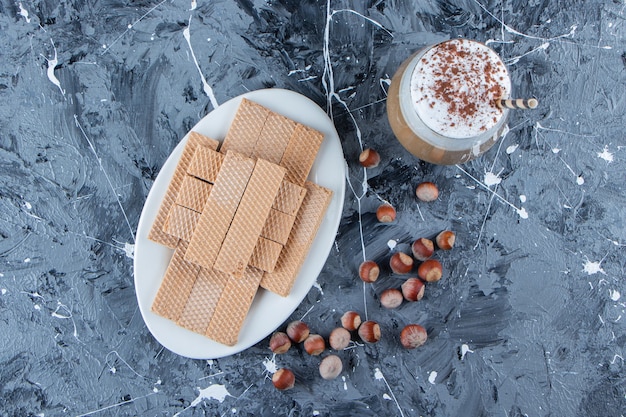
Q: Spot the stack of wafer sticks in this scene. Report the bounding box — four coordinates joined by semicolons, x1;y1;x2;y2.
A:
147;99;333;346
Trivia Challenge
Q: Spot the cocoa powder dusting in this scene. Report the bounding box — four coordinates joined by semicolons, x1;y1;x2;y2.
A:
410;39;511;138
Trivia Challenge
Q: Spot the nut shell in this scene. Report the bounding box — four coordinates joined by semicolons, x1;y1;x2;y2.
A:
376;204;396;223
341;311;362;331
269;332;292;354
415;182;439;202
418;259;443;282
411;238;434;261
358;320;381;343
329;327;351;350
436;230;456;250
358;260;380;283
272;368;295;390
390;252;413;274
400;324;428;349
401;278;425;301
286;320;310;343
380;288;403;309
359;148;381;168
319;355;343;380
303;334;326;355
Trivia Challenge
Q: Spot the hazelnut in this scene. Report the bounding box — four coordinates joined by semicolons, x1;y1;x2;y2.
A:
401;278;425;301
329;327;351;350
380;288;403;309
389;252;413;274
286;320;310;343
376;204;396;223
359;148;380;168
415;182;439;202
341;311;362;331
269;332;291;354
436;230;456;250
272;368;295;390
418;259;443;282
411;238;434;261
303;334;326;355
319;355;343;380
400;324;428;349
358;320;381;343
358;260;380;283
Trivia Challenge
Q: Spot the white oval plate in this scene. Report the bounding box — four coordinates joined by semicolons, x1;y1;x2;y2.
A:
134;89;346;359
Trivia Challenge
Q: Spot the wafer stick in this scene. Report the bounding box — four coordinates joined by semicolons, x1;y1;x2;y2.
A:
176;175;212;212
220;99;270;156
185;151;256;269
213;159;285;278
261;209;296;245
280;123;325;185
260;181;332;297
187;146;224;183
253;111;297;164
163;204;201;242
205;267;264;346
249;237;283;272
151;242;200;322
177;267;230;334
148;132;219;248
272;180;307;216
496;98;538;109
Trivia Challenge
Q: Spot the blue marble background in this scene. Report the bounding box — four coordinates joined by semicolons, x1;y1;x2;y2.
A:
0;0;624;416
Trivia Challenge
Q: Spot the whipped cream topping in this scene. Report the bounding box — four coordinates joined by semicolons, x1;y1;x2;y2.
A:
410;39;511;139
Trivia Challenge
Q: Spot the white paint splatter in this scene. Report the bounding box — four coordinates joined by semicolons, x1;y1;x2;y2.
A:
483;171;502;187
519;195;527;203
24;258;31;263
1;289;6;295
44;41;65;96
373;368;405;416
124;242;134;259
387;239;397;250
383;393;392;401
18;3;30;23
262;357;278;374
461;344;474;360
576;176;584;185
609;289;621;301
598;146;614;163
552;148;561;154
312;281;324;295
189;384;231;406
428;371;437;384
516;207;529;219
183;18;219;109
583;259;605;275
506;144;519;154
34;304;41;310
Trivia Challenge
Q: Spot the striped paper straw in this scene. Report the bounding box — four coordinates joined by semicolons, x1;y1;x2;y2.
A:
496;98;538;110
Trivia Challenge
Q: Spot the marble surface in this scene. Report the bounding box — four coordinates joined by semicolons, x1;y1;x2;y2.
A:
1;0;625;416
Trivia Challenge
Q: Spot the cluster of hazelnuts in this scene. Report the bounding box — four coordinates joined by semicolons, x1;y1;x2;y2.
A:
270;148;453;391
269;314;428;390
359;229;455;308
